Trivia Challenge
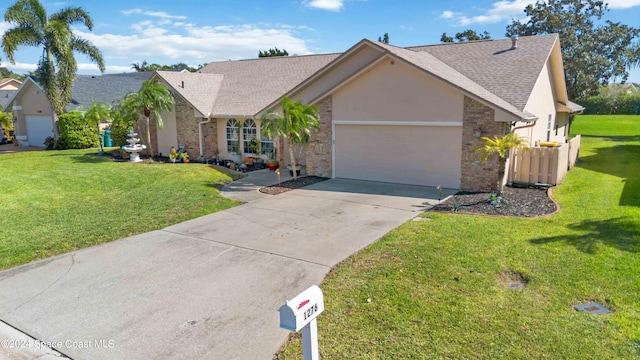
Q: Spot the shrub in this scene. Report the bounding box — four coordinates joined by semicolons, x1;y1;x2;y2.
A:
44;136;55;150
57;111;98;149
109;115;132;147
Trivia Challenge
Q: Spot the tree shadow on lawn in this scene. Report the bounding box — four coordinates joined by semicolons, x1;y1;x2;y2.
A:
46;152;112;163
576;138;640;207
530;217;639;254
68;153;113;163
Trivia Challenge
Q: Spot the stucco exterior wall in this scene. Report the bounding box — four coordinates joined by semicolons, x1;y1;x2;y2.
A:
294;45;383;105
460;96;506;192
332;60;464;122
156;107;178;157
521;61;565;144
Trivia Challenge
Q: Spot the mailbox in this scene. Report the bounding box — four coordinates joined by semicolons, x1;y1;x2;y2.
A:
279;285;324;332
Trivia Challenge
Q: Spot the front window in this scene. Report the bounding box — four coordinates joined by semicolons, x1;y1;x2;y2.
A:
226;119;239;153
261;135;274;157
242;119;257;154
546;114;552;142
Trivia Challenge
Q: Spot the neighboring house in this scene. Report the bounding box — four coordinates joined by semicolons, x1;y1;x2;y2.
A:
0;78;22;90
0;90;18;111
0;79;21;112
7;72;153;147
150;33;582;191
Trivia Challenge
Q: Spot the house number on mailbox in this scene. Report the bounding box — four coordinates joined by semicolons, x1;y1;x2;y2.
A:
303;304;318;321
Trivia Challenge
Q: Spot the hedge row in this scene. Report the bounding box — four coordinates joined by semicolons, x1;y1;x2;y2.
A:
577;94;640;115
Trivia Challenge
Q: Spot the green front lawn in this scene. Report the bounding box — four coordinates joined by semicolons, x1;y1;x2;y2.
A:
0;149;240;270
278;115;640;359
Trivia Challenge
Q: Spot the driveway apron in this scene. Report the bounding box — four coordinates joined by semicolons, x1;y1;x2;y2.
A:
0;178;448;359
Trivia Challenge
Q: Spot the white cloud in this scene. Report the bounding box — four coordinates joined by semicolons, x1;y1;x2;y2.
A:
444;0;640;26
0;21;10;33
0;13;315;75
122;8;187;20
440;11;455;19
443;0;533;25
0;61;37;73
607;0;640;8
71;20;313;74
305;0;344;11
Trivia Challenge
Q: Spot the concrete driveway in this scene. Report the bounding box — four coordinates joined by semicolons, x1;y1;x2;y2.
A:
0;177;450;359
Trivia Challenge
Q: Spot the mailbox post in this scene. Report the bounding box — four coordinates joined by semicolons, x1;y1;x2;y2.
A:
279;285;324;360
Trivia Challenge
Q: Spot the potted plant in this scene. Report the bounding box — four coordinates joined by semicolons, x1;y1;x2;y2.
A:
248;137;264;170
229;143;241;164
267;148;279;171
180;151;190;163
287;163;301;177
169;147;178;163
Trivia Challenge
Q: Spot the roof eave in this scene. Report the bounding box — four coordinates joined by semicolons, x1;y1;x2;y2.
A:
212;114;257;119
256;39;381;115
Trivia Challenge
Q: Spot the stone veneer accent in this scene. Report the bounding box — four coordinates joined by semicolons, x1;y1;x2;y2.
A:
305;96;333;177
135;96;217;158
460;96;506;192
174;96;217;159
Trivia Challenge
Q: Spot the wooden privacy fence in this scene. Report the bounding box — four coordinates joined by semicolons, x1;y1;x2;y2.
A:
509;135;581;186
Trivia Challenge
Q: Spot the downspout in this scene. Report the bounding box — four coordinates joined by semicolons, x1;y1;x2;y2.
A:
198;112;212;162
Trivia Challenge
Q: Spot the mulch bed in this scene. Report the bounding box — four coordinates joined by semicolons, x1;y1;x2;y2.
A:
259;176;329;195
430;186;557;217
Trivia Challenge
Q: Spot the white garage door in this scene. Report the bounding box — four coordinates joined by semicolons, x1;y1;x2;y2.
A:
25;115;54;147
334;122;462;188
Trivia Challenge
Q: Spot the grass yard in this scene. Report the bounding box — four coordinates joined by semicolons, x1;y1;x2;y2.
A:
277;115;640;359
0;149;240;270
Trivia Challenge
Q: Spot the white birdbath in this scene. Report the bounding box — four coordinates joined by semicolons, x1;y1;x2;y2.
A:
121;130;146;162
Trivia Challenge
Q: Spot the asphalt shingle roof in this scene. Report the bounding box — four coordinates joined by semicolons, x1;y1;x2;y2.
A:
68;72;154;111
409;34;559;112
155;71;224;116
198;53;340;116
0;90;17;111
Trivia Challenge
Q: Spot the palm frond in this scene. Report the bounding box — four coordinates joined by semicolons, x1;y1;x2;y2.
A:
474;133;529;161
1;27;41;62
49;6;93;30
71;37;104;72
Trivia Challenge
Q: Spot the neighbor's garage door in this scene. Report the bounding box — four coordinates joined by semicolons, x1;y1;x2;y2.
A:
334;123;462;188
25;115;54;147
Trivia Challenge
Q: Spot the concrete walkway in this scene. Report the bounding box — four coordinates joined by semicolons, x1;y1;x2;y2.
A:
220;168;295;202
0;143;43;154
0;173;453;359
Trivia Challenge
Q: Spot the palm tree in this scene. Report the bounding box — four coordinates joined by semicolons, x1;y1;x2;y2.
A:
262;96;319;179
474;133;529;194
2;0;105;115
123;78;174;157
131;60;150;72
80;100;112;154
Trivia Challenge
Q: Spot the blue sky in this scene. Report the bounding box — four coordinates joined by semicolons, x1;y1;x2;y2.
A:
2;0;640;82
